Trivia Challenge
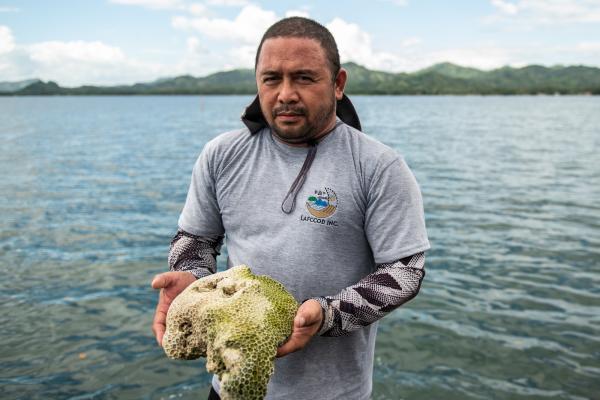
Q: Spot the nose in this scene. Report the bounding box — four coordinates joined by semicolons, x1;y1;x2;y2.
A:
277;78;299;104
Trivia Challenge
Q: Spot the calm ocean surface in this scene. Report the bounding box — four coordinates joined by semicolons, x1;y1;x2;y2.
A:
1;95;599;400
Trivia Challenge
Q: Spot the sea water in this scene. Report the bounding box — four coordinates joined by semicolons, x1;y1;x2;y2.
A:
1;95;599;399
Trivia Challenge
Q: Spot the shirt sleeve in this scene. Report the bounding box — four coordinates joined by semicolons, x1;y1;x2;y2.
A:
168;229;223;279
178;144;225;237
312;252;425;337
364;156;430;263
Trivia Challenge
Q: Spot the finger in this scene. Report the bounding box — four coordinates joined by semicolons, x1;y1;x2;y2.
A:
294;315;307;327
296;302;322;327
152;291;169;346
276;338;301;358
151;273;171;290
153;322;165;346
153;308;167;346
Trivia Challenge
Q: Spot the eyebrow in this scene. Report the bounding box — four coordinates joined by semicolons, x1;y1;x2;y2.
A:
292;69;318;76
259;70;281;76
259;69;318;76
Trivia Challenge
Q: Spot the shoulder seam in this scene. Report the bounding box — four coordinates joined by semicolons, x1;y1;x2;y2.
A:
368;156;403;193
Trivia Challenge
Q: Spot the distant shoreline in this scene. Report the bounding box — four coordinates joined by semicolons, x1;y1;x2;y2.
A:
2;61;600;96
1;93;598;97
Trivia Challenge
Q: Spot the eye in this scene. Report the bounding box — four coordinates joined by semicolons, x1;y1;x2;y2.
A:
298;75;315;83
262;76;280;84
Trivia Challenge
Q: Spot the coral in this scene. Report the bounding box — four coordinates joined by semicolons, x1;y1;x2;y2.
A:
163;265;298;400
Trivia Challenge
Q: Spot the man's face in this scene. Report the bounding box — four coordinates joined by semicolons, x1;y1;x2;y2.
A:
255;37;346;144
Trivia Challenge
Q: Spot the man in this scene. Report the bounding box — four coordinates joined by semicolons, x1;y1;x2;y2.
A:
152;17;430;400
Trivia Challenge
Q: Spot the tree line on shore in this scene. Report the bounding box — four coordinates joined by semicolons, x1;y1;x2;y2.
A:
2;62;599;95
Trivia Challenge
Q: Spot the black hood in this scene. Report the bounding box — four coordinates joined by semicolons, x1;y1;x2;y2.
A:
241;93;362;134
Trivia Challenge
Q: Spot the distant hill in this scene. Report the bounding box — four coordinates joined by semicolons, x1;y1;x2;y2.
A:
0;79;41;93
342;62;600;95
2;62;600;95
417;62;487;80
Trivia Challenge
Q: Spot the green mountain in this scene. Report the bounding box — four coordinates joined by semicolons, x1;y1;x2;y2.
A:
2;62;600;95
417;62;488;80
0;79;41;92
16;80;63;95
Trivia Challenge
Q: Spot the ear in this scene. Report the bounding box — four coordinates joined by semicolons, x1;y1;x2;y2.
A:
334;68;347;101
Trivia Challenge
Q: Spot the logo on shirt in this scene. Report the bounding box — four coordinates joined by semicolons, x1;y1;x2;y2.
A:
300;187;339;227
306;187;338;218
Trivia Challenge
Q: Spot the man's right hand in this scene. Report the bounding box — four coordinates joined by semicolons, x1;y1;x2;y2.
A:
151;271;197;346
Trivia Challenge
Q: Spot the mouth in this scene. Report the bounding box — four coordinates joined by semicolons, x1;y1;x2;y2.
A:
272;104;306;120
273;107;306;123
276;113;304;122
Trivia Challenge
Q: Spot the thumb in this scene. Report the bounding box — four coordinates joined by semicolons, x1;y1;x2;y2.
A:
295;315;307;327
151;273;172;290
295;300;321;327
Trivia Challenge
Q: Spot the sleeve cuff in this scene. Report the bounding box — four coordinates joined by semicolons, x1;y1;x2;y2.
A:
189;268;213;280
312;297;335;336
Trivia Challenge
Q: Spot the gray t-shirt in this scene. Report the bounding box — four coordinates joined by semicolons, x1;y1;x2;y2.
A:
178;121;430;400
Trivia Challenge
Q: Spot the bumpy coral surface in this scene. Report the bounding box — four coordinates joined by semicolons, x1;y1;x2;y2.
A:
163;265;298;400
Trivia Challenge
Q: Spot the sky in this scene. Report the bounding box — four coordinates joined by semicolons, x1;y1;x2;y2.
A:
1;0;600;86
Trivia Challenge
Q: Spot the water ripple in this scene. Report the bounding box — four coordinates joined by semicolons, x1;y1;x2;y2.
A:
1;95;599;399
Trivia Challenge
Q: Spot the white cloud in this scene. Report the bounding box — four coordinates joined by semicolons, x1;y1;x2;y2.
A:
327;17;411;71
423;46;514;70
4;3;600;86
0;25;15;54
171;4;281;71
0;27;167;86
400;37;422;47
377;0;409;6
28;40;126;64
172;36;208;72
0;6;20;12
206;0;249;6
110;0;210;15
186;36;203;54
173;13;425;73
25;40;166;86
327;18;373;62
172;4;277;44
188;3;207;15
109;0;250;14
402;41;600;71
576;41;600;52
227;45;256;69
166;36;255;76
285;9;310;18
325;17;533;72
487;0;600;24
491;0;518;14
109;0;188;9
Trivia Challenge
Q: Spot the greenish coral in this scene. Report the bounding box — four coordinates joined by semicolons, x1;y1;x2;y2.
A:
163;265;298;400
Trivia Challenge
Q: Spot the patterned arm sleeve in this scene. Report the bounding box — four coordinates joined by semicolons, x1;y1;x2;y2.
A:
312;252;425;337
168;229;224;279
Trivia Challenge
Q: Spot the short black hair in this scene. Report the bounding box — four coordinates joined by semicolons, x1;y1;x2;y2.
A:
255;17;341;79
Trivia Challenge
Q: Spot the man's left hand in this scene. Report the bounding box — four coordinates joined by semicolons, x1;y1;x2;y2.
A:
276;299;323;357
